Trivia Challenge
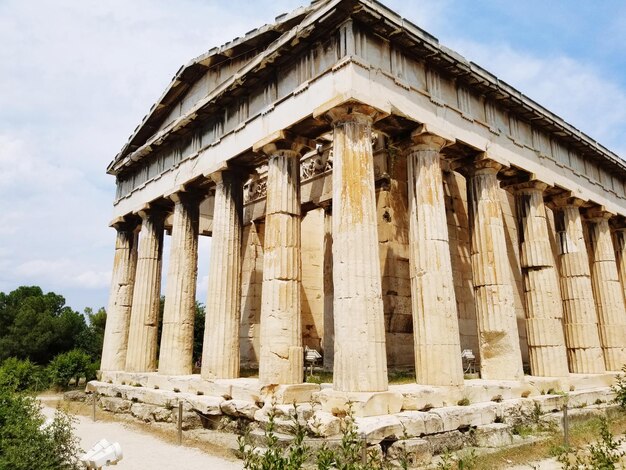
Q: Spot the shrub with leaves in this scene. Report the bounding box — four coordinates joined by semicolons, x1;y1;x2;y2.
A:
0;383;82;469
557;416;625;469
238;403;309;470
48;349;94;390
612;365;626;410
0;357;51;392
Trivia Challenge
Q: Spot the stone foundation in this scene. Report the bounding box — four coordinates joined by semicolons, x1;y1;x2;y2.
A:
87;372;618;466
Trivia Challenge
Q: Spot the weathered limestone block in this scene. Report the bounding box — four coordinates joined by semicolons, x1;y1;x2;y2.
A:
355;415;403;443
202;170;243;379
586;211;626;371
130;402;155;422
257;135;310;385
100;396;131;414
307;410;341;437
260;383;320;405
429;402;497;432
551;199;605;373
395;384;464;411
125;209;165;372
473;423;513;447
327;105;388;392
466;158;523;380
425;430;465;454
512;182;569;377
220;399;260;420
406;131;463;386
101;223;138;372
387;439;433;468
391;412;424;439
186;395;225;415
159;192;201;375
317;388;403;417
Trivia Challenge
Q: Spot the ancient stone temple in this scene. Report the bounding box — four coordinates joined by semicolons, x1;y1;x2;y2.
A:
97;0;626;420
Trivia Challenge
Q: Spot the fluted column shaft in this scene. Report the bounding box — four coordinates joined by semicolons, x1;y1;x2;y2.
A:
587;213;626;371
552;201;604;373
158;192;200;375
259;148;303;385
327;105;388;392
513;182;569;376
467;159;523;380
614;228;626;305
407;132;463;386
101;224;138;371
202;171;243;379
125;209;165;372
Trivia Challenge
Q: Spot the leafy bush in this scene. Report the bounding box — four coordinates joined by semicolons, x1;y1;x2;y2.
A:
0;384;82;469
557;417;625;469
0;357;51;392
612;365;626;409
48;349;94;390
238;404;309;470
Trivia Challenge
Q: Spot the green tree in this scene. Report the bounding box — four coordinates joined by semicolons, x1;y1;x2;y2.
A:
0;358;50;392
76;307;107;360
0;286;87;364
0;384;82;469
48;350;93;390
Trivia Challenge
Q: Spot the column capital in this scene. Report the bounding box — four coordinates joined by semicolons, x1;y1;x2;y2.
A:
324;103;381;126
253;130;315;158
166;188;206;205
506;180;549;194
135;203;169;223
585;206;616;221
206;167;245;186
460;154;504;177
406;129;450;153
109;215;140;232
547;193;586;209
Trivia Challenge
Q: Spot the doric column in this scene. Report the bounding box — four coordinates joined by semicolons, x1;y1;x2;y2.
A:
466;158;523;380
257;134;311;385
125;208;166;372
586;209;626;371
101;221;138;371
511;182;569;376
326;104;388;392
158;191;201;376
613;226;626;305
551;198;604;373
201;170;243;379
406;131;463;386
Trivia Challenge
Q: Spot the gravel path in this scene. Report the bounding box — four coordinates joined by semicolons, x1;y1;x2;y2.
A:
41;402;243;470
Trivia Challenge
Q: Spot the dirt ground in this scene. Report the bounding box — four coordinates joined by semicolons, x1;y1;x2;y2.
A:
39;396;243;470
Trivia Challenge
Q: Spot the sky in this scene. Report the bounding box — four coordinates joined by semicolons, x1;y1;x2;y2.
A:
0;0;625;313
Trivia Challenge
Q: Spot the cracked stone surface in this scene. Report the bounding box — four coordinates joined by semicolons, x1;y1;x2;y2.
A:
327;105;388;393
513;182;569;377
101;225;138;372
159;193;200;376
125;209;165;373
202;171;243;379
587;213;626;371
552;200;605;374
407;131;463;386
467;159;523;380
259;148;303;385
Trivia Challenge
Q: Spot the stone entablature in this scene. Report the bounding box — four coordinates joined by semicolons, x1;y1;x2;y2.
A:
110;3;626;215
